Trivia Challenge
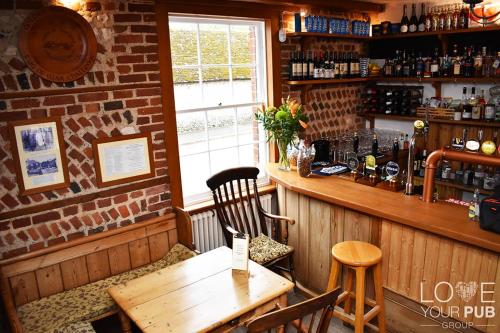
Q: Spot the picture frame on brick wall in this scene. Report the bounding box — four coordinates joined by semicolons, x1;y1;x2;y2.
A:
8;117;70;195
93;132;155;188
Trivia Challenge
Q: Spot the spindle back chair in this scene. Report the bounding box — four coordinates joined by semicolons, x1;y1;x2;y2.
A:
247;288;342;333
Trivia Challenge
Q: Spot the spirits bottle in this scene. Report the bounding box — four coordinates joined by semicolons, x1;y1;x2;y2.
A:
419;149;427;177
423;53;432;78
383;57;393;77
473;164;485;188
468;188;480;222
418;3;426;32
451;4;459;29
462;87;472;119
455;162;464;184
464;47;474;77
308;51;314;80
400;4;410;33
402;50;410;77
484;167;496;190
438;7;445;30
431;7;439;31
441;52;451;77
323;51;331;79
416;52;425;78
485;94;496;121
474;47;483;78
409;50;417;76
290;51;296;80
372;134;378;156
425;6;432;32
409;4;418;33
470;87;480;120
394;50;403;77
459;5;469;29
430;48;440;78
464;164;474;186
452;44;461;77
445;4;452;30
313;52;319;79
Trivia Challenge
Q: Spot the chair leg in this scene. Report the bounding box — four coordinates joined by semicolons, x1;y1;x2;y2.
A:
327;258;341;292
354;267;366;333
373;262;387;333
288;255;296;286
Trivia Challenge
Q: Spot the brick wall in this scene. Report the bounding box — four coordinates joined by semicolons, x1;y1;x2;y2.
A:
281;13;368;141
0;0;171;259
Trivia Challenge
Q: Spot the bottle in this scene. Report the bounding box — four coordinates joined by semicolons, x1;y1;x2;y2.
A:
464;164;474;186
470;87;480;120
419;149;427;177
302;51;309;80
392;137;399;162
425;6;432;32
353;132;359;154
469;188;480;222
400;4;410;33
474;47;483;77
402;50;410;77
296;52;303;80
484;167;496;190
399;133;405;149
464;47;473;77
403;134;409;149
445;5;453;30
333;52;340;79
462;87;472;119
409;4;418;33
459;5;469;29
452;44;462;77
313;52;319;79
290;51;296;80
416;52;425;78
323;52;331;79
409;50;417;76
473;164;485;188
485;94;496;121
438;7;445;31
372;134;378;156
478;89;486;120
441;160;450;181
383;57;393;77
418;3;426;32
423;53;432;78
431;7;439;31
430;48;440;78
394;50;403;77
455;162;464;184
308;51;314;80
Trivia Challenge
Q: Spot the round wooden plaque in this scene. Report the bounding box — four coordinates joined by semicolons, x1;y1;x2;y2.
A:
18;6;97;83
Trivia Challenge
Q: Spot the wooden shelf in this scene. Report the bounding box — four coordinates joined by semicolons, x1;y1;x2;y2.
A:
373;77;500;84
286;32;370;40
414;175;494;196
370;24;500;40
363;114;500;128
285;78;371;85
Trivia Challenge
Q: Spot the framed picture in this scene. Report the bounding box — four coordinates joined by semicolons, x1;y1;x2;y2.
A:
9;117;70;195
93;132;155;188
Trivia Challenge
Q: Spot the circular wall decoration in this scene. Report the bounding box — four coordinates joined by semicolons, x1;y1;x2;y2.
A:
18;6;97;83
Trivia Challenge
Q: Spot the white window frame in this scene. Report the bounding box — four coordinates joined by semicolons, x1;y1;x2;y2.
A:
169;15;270;205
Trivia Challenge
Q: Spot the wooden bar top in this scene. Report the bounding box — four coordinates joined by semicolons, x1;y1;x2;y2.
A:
268;164;500;253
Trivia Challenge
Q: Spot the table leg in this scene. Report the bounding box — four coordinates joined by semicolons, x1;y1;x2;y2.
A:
276;293;288;333
118;310;132;333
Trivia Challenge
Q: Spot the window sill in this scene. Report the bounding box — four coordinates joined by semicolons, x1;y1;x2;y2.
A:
185;184;277;215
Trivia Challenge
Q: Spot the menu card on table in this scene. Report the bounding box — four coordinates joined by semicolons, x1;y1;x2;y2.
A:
232;233;249;277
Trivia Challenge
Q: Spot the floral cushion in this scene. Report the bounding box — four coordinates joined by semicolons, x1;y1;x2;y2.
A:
249;234;294;265
17;243;196;333
54;321;96;333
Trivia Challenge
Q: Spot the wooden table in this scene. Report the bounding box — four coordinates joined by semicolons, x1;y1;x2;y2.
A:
108;246;294;333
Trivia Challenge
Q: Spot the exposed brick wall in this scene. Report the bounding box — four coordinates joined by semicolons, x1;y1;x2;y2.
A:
281;13;368;141
0;0;171;259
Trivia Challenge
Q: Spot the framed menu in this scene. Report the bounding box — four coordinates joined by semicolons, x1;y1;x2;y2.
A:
93;133;154;188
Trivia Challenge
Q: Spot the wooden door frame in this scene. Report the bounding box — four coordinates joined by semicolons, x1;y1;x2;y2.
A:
155;0;285;207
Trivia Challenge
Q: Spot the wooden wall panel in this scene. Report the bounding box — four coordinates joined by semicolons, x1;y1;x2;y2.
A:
35;264;64;298
108;244;132;276
149;232;171;262
9;272;39;307
398;226;414;296
129;238;151;269
297;192;310;287
86;250;111;283
60;257;90;290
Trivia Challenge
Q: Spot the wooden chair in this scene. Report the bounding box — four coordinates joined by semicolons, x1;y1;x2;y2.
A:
206;167;296;283
247;288;342;333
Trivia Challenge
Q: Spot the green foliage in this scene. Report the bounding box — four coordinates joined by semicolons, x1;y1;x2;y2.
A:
170;29;254;83
255;97;309;145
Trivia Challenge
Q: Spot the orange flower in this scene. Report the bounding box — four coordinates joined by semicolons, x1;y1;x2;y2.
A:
299;119;308;129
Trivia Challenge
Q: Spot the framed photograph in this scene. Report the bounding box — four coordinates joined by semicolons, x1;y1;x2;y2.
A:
9;117;70;195
93;132;154;188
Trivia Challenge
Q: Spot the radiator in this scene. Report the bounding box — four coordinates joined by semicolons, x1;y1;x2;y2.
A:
191;194;273;253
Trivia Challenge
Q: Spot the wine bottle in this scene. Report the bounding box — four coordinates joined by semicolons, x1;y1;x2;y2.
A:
416;52;425;78
409;4;418;33
430;48;440;78
308;51;314;80
296;52;303;80
290;51;297;80
400;4;410;33
418;3;426;32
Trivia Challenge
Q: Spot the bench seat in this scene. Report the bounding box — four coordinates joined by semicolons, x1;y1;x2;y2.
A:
16;244;196;333
54;321;96;333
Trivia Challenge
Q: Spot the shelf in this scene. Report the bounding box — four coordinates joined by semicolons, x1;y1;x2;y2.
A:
414;175;494;196
370;25;500;40
286;32;370;40
285;78;371;85
373;77;500;84
363;114;500;128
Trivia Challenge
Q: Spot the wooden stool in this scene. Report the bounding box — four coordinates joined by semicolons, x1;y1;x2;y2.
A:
326;241;386;333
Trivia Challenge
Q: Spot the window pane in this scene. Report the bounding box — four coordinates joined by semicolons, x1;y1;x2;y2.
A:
207;108;236;150
230;25;256;65
177;112;208;156
210;147;239;175
236;106;257;145
201;67;232;106
173;68;202;110
238;144;258;167
232;67;256;103
180;153;210;199
169;22;198;66
199;24;229;65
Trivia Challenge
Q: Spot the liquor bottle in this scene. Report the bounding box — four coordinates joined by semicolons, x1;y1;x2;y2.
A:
478;89;486;120
419;149;427;177
418;3;426;32
399;133;405;149
416;52;425;78
441;52;451;77
482;48;494;77
423;53;432;78
464;47;474;77
474;47;483;77
441;160;451;181
469;188;480;222
464;164;474;186
353;132;359;154
324;52;331;79
485;94;496;121
333;52;340;79
313;52;319;79
409;4;418;33
308;51;314;80
451;4;459;29
400;4;410;33
403;134;409;149
438;7;445;31
430;48;440;78
455;162;464;184
459;5;469;29
452;44;461;77
462;87;472;119
341;53;348;79
425;6;432;32
383;57;393;77
394;50;403;77
409;50;417;76
445;5;452;30
402;50;410;77
473;164;485;188
484;167;496;190
470;87;480;120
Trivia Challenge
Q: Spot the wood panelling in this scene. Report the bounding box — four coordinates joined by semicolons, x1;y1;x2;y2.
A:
108;244;132;276
87;250;112;283
9;272;39;307
60;257;90;290
129;238;151;269
35;264;64;298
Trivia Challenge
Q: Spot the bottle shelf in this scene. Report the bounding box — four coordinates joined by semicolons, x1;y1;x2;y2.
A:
285;78;371;85
373;77;500;84
363;113;500;128
370;25;500;40
286;32;370;40
414;175;494;196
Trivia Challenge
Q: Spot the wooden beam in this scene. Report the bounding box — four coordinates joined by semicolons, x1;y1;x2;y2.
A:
155;1;184;208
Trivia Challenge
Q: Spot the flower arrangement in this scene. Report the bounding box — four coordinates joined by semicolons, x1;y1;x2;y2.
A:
255;96;308;170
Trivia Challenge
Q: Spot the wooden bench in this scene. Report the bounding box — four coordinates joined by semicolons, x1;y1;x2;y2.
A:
0;207;195;333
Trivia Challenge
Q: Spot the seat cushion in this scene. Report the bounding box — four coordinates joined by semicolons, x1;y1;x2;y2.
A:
54;321;96;333
17;243;196;333
249;234;294;265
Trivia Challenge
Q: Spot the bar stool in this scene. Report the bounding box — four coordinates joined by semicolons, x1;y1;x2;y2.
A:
326;241;386;333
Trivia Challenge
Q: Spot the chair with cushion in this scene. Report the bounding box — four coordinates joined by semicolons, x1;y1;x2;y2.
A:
246;288;341;333
206;167;295;283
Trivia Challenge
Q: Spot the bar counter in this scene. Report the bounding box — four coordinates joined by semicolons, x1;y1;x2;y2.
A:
268;163;500;333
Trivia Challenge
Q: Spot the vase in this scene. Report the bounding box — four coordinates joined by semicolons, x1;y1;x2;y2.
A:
277;139;291;171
